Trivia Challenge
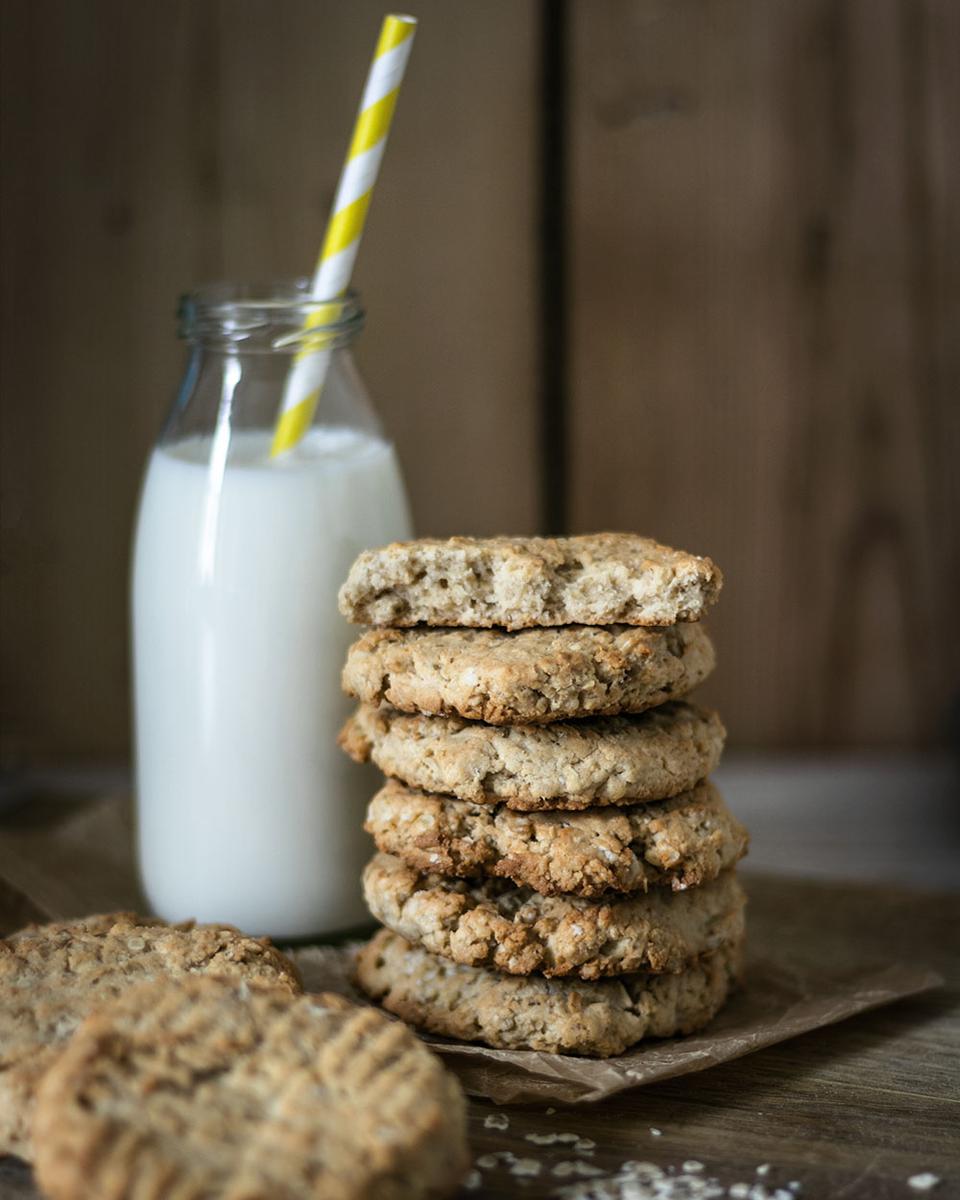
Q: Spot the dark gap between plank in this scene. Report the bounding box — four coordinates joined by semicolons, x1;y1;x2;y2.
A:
538;0;569;535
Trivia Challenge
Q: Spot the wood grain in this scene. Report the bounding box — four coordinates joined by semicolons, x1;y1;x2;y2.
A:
1;1;225;762
568;0;960;749
0;0;539;765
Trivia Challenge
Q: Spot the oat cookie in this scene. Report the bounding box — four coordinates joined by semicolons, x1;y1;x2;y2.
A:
342;622;715;726
356;929;742;1057
339;534;722;630
363;853;745;980
342;700;724;808
365;780;748;897
0;912;301;1159
33;977;468;1200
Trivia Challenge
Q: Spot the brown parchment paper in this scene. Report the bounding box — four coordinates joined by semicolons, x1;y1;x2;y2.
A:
290;944;941;1104
0;792;943;1106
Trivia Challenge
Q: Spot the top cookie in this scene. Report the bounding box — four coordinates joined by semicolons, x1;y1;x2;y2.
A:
0;912;301;1160
339;534;722;630
33;977;468;1200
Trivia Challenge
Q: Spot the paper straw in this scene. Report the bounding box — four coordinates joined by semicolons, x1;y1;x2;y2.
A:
270;14;417;458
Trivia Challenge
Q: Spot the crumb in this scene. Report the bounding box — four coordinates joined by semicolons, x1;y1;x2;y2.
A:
650;1127;662;1137
552;1161;605;1178
476;1150;515;1169
464;1169;481;1190
526;1131;586;1146
683;1160;704;1172
757;1164;770;1176
546;1107;556;1115
510;1158;542;1177
908;1175;940;1192
553;1160;730;1199
484;1112;509;1131
575;1137;597;1154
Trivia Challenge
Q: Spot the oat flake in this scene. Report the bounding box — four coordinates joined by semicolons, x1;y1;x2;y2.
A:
511;1158;543;1177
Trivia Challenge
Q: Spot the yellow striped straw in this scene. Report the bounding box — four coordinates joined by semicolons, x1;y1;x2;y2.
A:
270;13;417;458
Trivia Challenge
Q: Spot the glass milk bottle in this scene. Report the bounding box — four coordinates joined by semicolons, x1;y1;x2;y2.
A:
132;281;411;939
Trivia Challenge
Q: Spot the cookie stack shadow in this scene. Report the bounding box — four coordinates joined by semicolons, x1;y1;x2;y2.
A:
338;535;749;1058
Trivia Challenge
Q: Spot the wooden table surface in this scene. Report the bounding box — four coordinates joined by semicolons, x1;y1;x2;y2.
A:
0;756;958;1199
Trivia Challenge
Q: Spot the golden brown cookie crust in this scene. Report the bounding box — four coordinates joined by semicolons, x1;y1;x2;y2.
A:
0;912;301;1160
362;853;746;980
339;534;722;629
32;977;468;1200
342;700;724;808
341;622;715;726
364;779;748;897
356;929;743;1057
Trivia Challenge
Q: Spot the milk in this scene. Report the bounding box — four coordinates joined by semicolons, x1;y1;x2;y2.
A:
132;427;411;938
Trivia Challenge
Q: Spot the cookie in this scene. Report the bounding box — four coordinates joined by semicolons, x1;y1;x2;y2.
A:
341;622;715;726
33;977;468;1200
338;534;722;630
364;780;748;898
0;912;301;1159
342;700;724;808
362;853;745;980
356;929;742;1057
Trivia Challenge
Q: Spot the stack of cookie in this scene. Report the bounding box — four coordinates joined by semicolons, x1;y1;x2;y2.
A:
338;534;748;1058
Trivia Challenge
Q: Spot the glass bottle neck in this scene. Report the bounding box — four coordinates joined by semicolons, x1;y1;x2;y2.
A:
178;280;364;353
159;280;380;454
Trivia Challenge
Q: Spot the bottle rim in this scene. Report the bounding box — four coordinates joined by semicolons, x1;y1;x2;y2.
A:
177;278;364;351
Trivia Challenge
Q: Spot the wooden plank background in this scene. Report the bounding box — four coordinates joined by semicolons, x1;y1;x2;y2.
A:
569;0;959;749
1;0;957;764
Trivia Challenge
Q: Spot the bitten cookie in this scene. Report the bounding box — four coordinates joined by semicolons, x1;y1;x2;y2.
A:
364;779;748;897
356;929;742;1057
341;622;715;726
342;700;724;808
339;534;722;629
32;977;469;1200
0;912;302;1159
362;852;745;980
